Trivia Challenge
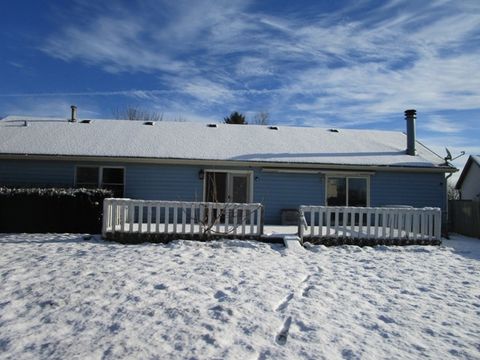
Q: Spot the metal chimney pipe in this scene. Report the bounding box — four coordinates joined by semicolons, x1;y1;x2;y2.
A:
70;105;77;122
405;109;416;156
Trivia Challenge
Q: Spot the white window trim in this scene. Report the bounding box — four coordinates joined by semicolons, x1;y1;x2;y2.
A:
325;175;370;207
74;165;126;196
202;169;254;203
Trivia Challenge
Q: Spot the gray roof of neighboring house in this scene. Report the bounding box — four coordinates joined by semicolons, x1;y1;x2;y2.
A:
0;116;454;171
456;155;480;189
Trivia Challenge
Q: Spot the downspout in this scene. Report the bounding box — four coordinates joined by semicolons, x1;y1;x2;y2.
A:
444;172;453;238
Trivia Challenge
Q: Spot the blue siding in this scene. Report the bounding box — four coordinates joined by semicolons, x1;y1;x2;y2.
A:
0;159;446;225
125;164;203;201
255;172;324;224
371;172;445;210
0;160;74;187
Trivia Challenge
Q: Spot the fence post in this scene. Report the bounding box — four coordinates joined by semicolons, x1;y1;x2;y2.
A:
101;198;111;238
298;207;304;240
259;205;265;236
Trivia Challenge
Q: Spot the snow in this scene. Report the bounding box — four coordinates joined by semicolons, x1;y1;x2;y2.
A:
1;233;479;359
283;236;304;252
0;117;448;168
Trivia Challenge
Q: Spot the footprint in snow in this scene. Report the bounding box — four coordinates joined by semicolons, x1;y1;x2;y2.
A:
154;283;167;290
302;285;315;297
378;314;396;324
214;290;229;302
209;305;233;323
275;292;294;312
275;316;292;345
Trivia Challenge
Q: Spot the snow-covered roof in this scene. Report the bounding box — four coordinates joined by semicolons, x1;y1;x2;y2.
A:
0;116;452;170
456;155;480;188
472;155;480;166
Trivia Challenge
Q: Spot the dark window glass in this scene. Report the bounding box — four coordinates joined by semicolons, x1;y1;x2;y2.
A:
205;172;227;202
76;167;99;186
232;175;248;203
101;168;124;197
102;168;124;184
348;178;367;207
327;177;346;206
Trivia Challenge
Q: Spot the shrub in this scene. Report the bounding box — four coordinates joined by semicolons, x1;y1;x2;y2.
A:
0;187;113;233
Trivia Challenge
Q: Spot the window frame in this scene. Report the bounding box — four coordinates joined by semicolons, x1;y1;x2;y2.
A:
74;165;126;197
202;169;254;203
325;175;370;207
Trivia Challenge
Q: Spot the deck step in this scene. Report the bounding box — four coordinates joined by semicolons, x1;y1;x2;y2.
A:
283;235;303;251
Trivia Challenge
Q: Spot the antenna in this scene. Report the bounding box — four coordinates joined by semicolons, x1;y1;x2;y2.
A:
444;148;465;164
445;148;452;161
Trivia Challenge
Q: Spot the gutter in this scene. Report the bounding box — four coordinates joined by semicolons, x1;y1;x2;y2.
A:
0;153;458;174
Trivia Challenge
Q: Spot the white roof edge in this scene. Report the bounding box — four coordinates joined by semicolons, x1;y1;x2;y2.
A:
0;153;456;173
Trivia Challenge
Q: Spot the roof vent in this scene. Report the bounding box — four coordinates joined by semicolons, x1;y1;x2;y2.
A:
70;105;77;123
143;121;155;126
80;120;92;124
328;129;339;133
268;126;278;130
207;123;217;128
23;120;28;127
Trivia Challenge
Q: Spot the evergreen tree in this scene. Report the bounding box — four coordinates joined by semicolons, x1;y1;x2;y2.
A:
224;111;247;124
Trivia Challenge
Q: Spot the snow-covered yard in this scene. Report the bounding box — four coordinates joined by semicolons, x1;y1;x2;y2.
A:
0;234;479;359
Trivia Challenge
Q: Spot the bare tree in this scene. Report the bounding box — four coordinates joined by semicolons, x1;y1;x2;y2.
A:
195;172;262;237
448;181;460;200
252;111;270;125
112;106;164;121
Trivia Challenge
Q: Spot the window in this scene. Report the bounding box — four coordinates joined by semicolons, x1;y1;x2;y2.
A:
102;168;124;197
76;166;125;197
76;167;99;188
326;176;368;206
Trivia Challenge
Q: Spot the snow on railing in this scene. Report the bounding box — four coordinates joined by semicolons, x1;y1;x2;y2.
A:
102;198;264;238
298;206;441;241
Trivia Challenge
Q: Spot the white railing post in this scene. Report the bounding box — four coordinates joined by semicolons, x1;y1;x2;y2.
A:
298;207;304;239
434;209;441;240
296;205;441;244
147;204;152;233
102;198;111;238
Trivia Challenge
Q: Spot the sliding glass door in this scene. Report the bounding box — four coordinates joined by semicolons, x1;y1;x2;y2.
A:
205;171;251;203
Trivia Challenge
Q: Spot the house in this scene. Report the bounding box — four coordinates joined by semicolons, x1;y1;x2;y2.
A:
0;109;456;224
455;155;480;201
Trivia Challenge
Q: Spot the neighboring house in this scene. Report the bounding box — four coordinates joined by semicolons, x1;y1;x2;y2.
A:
0;109;456;224
455;155;480;201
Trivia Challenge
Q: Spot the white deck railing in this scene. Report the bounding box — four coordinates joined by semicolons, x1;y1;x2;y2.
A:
299;206;441;241
102;198;264;238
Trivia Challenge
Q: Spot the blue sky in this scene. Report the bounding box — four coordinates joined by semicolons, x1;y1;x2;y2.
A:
1;0;479;178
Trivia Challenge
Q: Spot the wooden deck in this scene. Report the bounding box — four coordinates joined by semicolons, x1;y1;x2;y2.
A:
102;199;442;246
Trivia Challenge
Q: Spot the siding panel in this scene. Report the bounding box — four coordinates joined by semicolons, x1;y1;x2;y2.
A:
125;164;203;201
371;172;445;211
255;172;324;224
0;160;74;187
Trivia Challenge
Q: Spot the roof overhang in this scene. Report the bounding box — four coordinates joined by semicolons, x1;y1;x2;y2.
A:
455;155;478;189
0;153;458;174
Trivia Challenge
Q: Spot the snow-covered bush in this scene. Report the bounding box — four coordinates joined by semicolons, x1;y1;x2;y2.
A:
0;187;113;233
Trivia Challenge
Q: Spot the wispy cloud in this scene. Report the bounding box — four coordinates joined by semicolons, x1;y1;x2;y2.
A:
15;0;480;128
421;116;465;133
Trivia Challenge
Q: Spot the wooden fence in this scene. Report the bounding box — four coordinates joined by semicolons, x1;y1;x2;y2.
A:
102;198;264;241
298;206;441;243
449;200;480;238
